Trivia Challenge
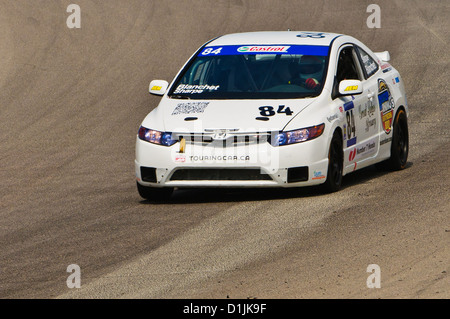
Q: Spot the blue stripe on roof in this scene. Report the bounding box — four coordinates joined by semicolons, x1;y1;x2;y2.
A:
199;45;329;57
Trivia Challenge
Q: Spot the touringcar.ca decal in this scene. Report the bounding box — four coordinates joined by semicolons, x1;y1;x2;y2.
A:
173;153;252;163
189;155;251;162
172;102;210;115
377;79;395;134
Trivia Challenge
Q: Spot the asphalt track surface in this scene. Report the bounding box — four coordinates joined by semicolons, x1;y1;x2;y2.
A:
1;0;448;299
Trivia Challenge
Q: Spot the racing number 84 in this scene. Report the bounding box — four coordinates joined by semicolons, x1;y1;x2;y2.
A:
259;105;293;117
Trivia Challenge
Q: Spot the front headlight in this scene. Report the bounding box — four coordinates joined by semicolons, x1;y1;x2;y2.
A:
138;126;177;146
272;123;325;146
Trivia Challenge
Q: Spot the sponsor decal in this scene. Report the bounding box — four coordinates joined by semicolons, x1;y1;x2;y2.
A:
365;118;377;132
359;100;375;119
190;155;250;162
312;170;326;180
381;63;392;73
347;137;357;147
173;84;219;95
380;137;392;145
237;46;290;53
172;102;210;115
199;45;329;56
344;101;354;111
327;113;339;122
296;32;327;38
362;55;378;75
359;104;368;119
349;138;377;162
175;154;186;163
377;79;395;134
349;148;357;161
356;140;376;156
179;137;186;153
151;85;162;91
344;85;358;91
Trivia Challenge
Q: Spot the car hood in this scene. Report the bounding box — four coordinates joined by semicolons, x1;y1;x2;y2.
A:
156;98;316;133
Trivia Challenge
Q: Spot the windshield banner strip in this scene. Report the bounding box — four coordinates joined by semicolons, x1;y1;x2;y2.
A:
199;45;329;57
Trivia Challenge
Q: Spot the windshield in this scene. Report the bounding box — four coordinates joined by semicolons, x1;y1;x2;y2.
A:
169;45;329;99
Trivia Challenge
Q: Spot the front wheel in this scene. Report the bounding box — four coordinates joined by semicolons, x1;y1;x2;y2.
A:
137;182;173;201
322;132;344;193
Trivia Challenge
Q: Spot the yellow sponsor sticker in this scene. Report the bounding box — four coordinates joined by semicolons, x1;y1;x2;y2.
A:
344;85;358;91
179;137;186;153
382;112;392;122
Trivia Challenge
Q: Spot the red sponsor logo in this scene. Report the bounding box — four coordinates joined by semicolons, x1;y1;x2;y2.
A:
349;148;356;161
175;155;186;162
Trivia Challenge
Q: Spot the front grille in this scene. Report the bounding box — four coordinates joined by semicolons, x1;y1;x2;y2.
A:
172;132;271;146
170;168;272;181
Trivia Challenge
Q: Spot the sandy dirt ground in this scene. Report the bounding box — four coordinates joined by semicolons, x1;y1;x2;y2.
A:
0;0;448;299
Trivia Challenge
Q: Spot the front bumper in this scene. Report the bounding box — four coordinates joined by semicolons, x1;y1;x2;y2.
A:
135;135;329;188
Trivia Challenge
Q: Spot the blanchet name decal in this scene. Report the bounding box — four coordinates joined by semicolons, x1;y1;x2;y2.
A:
172;102;210;115
173;84;219;94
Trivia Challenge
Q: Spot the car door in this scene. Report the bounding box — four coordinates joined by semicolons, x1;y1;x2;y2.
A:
349;45;381;164
332;44;378;172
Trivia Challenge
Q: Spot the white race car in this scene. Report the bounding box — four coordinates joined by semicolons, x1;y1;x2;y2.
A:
135;31;409;200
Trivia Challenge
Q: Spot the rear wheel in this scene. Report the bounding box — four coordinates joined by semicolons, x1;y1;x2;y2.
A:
137;182;173;201
389;109;409;170
322;132;343;193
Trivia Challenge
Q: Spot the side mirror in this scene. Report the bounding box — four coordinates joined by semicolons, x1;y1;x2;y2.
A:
338;80;363;96
149;80;169;96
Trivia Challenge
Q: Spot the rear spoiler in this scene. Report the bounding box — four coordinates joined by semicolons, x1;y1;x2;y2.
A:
374;51;390;62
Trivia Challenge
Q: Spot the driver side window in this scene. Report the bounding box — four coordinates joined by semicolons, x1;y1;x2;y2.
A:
336;46;362;83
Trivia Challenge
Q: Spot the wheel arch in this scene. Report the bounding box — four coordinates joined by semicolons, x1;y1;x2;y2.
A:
395;105;407;120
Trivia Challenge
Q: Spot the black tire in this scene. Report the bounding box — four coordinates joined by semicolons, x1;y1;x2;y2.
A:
137;182;173;201
322;132;344;193
389;109;409;170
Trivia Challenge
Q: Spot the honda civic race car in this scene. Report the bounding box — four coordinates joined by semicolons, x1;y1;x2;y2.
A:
135;31;409;200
